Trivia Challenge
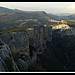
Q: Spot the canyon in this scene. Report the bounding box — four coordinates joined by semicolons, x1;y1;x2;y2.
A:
1;25;75;72
0;26;52;72
0;6;75;72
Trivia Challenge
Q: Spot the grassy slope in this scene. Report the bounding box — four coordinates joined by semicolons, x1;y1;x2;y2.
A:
65;20;75;28
0;25;40;33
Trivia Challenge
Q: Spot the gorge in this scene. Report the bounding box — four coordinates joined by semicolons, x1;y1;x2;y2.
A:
0;6;75;72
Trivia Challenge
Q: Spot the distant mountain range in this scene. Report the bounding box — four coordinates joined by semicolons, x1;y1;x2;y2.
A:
0;7;14;13
53;13;72;16
48;13;75;20
1;6;75;21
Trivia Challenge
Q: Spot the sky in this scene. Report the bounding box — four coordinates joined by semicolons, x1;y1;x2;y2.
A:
0;2;75;14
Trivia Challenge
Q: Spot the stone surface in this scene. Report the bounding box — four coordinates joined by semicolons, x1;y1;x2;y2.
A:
0;39;19;72
0;26;52;72
0;26;52;57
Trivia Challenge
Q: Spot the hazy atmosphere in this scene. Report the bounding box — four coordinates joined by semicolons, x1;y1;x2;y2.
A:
0;2;75;14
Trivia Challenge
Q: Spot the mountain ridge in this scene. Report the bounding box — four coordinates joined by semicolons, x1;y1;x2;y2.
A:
48;13;75;20
0;6;52;21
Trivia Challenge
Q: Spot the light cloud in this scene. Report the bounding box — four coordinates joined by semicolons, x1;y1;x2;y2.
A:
0;2;75;14
67;4;75;9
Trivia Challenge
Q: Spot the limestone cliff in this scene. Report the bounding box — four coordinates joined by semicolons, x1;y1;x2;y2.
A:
52;24;70;29
1;26;75;72
0;39;19;72
0;26;52;57
0;26;52;72
37;29;75;71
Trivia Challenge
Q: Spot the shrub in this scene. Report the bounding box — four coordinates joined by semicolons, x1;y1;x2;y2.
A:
5;57;14;72
12;53;20;61
27;63;46;72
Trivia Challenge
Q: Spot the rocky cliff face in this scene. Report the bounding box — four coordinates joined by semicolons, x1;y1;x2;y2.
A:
1;26;75;72
0;39;19;72
0;26;52;57
51;29;75;71
0;26;52;72
36;29;75;71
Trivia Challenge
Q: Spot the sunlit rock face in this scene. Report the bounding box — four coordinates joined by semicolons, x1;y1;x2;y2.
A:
52;24;71;29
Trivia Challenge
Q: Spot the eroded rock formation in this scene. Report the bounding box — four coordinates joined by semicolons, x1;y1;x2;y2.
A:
0;26;52;72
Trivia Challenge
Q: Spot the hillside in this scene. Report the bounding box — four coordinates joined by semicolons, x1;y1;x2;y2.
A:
0;7;52;22
0;6;24;13
48;13;61;20
0;7;58;31
48;13;75;20
0;11;52;21
68;14;75;20
0;7;14;13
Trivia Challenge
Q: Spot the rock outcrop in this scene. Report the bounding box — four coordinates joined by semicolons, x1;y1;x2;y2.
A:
0;26;52;57
0;26;52;72
36;29;75;71
52;24;70;29
1;25;75;72
0;39;19;72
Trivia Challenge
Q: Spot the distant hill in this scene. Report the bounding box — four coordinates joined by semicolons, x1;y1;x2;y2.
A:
0;7;52;21
0;6;56;31
0;11;53;27
0;7;14;13
68;14;75;20
54;13;72;16
48;13;70;20
0;7;52;22
14;9;24;12
48;13;61;20
0;6;24;13
59;14;75;20
48;13;75;20
0;11;52;21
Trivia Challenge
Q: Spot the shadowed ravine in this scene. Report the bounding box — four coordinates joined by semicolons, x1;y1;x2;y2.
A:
1;25;75;71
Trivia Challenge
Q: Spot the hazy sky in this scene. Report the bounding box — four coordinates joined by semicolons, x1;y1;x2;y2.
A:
0;2;75;14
